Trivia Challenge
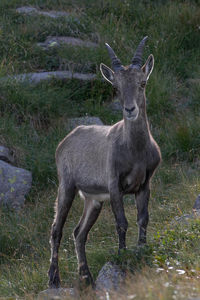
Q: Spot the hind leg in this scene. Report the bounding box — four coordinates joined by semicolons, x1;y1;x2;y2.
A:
135;180;150;245
48;179;76;288
73;198;103;287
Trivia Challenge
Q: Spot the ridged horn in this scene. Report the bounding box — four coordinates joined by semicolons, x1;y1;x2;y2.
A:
131;36;148;69
105;43;124;72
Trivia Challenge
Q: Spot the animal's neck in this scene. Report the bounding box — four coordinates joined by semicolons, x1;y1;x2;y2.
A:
123;107;150;152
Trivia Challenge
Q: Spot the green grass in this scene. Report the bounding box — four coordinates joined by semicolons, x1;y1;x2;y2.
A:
0;0;200;299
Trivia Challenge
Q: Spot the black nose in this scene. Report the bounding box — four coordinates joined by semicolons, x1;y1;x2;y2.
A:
125;106;135;113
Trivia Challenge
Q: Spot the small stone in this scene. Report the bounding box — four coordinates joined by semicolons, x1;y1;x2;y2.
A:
16;6;38;15
67;116;104;130
95;262;126;292
174;214;194;224
0;146;14;164
38;288;75;300
173;210;200;225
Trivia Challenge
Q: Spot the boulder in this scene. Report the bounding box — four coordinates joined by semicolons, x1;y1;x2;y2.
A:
0;146;14;164
95;262;126;292
0;160;32;209
67;116;103;130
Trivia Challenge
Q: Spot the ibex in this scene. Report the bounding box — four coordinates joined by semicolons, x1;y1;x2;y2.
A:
48;36;161;288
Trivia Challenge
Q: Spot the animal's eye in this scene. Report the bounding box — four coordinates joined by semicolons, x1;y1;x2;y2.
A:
140;81;146;88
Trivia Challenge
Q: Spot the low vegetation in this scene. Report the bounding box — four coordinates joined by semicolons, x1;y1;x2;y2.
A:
0;0;200;299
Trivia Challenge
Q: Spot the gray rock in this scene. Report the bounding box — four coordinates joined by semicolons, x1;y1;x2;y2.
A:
174;214;195;224
38;36;98;50
38;288;75;300
95;262;126;292
0;160;32;209
67;116;104;130
174;210;200;224
193;194;200;210
16;7;69;18
173;195;200;224
2;71;96;85
0;146;14;164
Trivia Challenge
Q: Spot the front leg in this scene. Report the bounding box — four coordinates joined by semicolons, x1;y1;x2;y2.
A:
135;180;150;245
110;182;128;252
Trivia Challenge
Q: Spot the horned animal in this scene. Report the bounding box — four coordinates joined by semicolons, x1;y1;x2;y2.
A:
48;36;161;288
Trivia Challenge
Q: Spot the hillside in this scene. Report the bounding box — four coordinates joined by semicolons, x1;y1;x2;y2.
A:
0;0;200;299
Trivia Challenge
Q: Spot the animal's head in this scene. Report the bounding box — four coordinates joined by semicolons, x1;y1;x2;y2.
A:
100;36;154;121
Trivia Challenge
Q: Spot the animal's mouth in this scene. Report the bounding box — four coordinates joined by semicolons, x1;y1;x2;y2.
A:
124;111;139;121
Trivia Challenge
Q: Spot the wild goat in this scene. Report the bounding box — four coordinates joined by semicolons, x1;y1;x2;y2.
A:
48;36;161;288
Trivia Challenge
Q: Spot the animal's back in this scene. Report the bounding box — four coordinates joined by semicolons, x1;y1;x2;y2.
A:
56;124;112;193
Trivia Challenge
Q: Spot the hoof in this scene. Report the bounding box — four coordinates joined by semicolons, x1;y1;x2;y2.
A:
118;247;127;255
79;273;95;289
48;281;61;289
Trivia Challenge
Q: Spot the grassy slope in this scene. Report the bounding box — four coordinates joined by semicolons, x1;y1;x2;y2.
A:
0;0;200;299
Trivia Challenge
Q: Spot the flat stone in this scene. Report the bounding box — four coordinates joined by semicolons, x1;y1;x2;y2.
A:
67;116;104;130
38;288;75;300
0;160;32;209
38;36;98;50
16;6;38;15
95;262;126;292
16;7;69;18
2;71;96;85
0;146;14;164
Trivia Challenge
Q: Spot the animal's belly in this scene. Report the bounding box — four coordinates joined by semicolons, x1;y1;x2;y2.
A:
79;190;110;202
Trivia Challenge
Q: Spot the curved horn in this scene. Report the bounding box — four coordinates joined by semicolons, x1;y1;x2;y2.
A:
105;43;124;72
131;36;148;69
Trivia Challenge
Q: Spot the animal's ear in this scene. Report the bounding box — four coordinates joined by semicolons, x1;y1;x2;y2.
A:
142;54;154;81
100;63;114;85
